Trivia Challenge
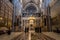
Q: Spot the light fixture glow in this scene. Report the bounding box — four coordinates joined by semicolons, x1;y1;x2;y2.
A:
0;17;3;20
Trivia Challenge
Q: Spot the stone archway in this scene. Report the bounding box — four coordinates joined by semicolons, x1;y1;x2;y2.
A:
24;3;39;13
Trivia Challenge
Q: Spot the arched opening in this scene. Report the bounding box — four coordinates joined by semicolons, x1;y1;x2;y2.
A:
25;5;37;13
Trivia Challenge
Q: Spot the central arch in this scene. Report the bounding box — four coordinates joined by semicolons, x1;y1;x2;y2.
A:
24;3;39;13
25;5;37;13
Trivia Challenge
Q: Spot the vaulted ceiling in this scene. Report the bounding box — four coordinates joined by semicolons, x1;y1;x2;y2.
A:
51;1;60;18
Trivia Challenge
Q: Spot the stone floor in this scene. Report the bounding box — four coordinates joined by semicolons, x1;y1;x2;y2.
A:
42;32;60;40
31;33;55;40
0;32;22;40
11;32;56;40
11;32;29;40
0;32;60;40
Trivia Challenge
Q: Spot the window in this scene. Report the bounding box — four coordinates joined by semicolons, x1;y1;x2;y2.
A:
25;5;37;13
